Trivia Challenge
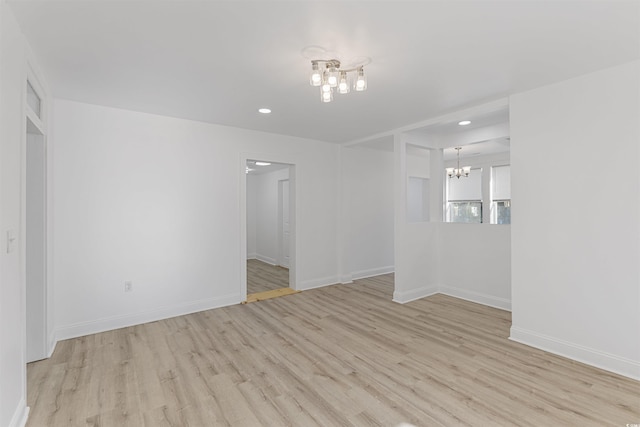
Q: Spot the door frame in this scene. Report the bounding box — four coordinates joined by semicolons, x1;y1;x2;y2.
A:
277;178;290;268
240;153;297;300
21;61;54;362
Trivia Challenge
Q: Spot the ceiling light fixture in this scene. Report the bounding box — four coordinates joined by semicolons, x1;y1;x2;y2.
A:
446;147;471;179
258;108;271;114
458;120;471;126
309;59;367;102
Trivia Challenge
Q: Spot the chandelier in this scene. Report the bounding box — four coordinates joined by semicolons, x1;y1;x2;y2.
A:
446;147;471;179
309;59;367;103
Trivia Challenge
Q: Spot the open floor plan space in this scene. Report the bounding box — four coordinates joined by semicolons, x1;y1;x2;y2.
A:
26;275;640;426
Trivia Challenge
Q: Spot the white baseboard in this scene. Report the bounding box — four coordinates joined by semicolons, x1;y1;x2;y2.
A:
439;284;511;311
9;398;29;427
255;254;277;265
247;253;257;260
352;265;395;281
55;294;241;341
339;274;353;284
510;326;640;381
393;284;438;304
297;276;339;291
47;331;57;358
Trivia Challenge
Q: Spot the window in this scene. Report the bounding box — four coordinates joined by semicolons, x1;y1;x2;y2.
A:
446;168;482;223
491;165;511;224
448;201;482;223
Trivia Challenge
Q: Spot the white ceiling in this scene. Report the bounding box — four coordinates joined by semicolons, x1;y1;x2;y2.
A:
352;106;509;154
10;1;640;144
407;108;509;140
443;138;510;161
353;132;510;160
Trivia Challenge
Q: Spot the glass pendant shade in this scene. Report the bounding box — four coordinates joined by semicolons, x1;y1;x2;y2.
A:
462;166;471;176
310;63;322;87
327;66;339;88
321;90;333;103
338;71;350;94
446;168;454;178
354;67;367;91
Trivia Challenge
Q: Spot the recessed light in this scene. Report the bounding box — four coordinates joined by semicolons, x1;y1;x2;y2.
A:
258;108;271;114
458;120;471;126
255;162;271;166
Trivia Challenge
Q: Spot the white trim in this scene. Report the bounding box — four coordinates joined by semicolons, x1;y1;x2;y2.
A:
510;326;640;381
439;284;511;311
339;274;353;284
55;294;240;341
240;152;298;297
393;284;439;304
298;276;339;291
352;265;394;281
47;331;57;358
255;254;277;266
247;253;257;260
276;178;290;268
8;399;29;427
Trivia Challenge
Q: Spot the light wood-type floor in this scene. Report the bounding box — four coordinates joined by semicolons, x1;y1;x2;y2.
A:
247;259;289;294
245;287;300;304
27;274;640;426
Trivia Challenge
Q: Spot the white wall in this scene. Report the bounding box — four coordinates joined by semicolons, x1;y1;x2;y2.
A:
406;146;430;178
439;224;511;310
0;4;40;426
394;221;440;302
393;137;440;302
438;152;512;310
510;60;640;379
393;136;512;309
51;99;340;340
341;146;395;280
247;168;289;265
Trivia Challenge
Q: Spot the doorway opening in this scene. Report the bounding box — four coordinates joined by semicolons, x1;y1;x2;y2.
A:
25;78;48;363
244;160;298;303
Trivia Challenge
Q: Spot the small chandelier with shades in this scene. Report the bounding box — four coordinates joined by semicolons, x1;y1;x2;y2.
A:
447;147;471;179
309;59;367;103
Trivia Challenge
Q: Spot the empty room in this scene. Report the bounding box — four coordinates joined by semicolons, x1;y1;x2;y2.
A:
1;1;639;426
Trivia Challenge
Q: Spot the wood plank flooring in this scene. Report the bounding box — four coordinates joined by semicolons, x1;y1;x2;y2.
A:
247;259;289;294
245;287;300;304
27;274;640;426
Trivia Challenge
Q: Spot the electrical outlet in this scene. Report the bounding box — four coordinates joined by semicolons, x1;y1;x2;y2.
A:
124;281;133;292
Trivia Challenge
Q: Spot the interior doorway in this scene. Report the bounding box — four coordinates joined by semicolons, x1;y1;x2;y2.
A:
245;159;297;302
25;102;47;363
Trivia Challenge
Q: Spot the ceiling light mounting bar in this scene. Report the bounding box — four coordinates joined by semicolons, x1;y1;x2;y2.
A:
310;59;362;73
